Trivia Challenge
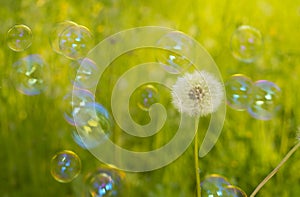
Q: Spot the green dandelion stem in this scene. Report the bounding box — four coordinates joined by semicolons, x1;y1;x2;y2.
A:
194;118;201;197
250;141;300;197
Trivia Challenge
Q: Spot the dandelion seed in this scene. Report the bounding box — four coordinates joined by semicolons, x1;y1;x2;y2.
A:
171;70;224;117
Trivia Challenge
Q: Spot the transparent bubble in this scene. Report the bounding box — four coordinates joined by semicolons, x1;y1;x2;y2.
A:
74;102;113;148
156;31;193;74
85;168;124;197
225;74;253;111
7;24;32;52
71;58;100;89
49;20;77;54
247;80;281;120
201;174;231;196
50;150;81;183
59;24;93;60
13;54;47;95
231;25;263;63
225;185;247;197
136;84;160;111
63;89;95;125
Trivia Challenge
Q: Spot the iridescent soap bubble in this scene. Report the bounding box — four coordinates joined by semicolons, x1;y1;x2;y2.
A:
247;80;281;120
59;24;93;60
73;102;113;147
86;168;124;197
7;24;32;52
13;54;46;95
71;58;99;89
49;20;77;54
157;31;193;74
201;174;231;197
225;74;253;111
136;84;160;111
50;150;81;183
231;25;263;63
63;89;95;125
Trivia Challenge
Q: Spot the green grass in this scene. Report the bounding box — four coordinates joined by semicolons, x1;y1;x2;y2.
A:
1;0;300;196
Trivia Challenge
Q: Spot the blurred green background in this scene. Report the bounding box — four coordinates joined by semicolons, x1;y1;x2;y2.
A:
0;0;300;196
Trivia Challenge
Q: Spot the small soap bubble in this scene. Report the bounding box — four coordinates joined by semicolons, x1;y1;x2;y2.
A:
73;102;113;148
86;168;124;197
63;89;95;125
136;84;159;111
50;150;81;183
59;24;93;60
225;74;253;111
71;58;99;89
247;80;281;120
201;174;231;197
49;20;77;54
157;31;193;74
7;24;32;52
13;54;47;95
231;25;263;63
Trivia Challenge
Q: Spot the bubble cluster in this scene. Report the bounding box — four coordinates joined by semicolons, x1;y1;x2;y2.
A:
71;58;99;89
49;21;93;60
230;25;263;63
136;84;160;111
86;168;124;197
248;80;281;120
7;24;32;52
13;54;47;95
50;150;81;183
63;89;95;125
225;74;253;111
201;174;246;197
157;31;193;74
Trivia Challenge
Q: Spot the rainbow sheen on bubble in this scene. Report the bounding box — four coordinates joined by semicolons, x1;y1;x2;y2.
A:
13;54;47;95
73;102;113;148
63;89;95;125
136;84;160;111
157;31;193;74
59;24;93;60
225;74;253;111
50;150;81;183
7;24;32;52
225;185;247;197
247;80;281;120
86;168;124;197
49;20;77;54
201;174;231;197
231;25;263;63
71;58;99;89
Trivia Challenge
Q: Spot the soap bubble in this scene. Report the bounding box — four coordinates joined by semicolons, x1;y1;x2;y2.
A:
225;185;247;197
50;150;81;183
73;102;113;148
13;54;47;95
201;174;231;197
63;89;95;125
59;24;93;60
247;80;281;120
225;74;252;111
49;20;77;54
71;58;99;89
85;168;124;197
136;84;160;111
230;25;263;63
156;31;193;74
7;24;32;52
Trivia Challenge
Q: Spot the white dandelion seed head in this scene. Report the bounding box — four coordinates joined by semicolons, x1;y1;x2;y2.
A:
171;70;224;117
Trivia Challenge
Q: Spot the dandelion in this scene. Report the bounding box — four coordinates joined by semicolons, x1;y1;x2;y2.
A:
250;129;300;197
171;70;224;117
